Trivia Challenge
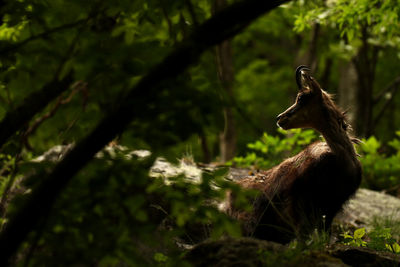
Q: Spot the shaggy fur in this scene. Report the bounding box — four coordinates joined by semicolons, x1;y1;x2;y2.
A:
228;67;362;243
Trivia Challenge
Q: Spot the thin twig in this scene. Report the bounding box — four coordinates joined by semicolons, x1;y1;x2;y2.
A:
22;82;87;150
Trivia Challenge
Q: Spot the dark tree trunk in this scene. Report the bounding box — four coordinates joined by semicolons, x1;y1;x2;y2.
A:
214;0;237;162
352;26;379;137
337;60;358;130
200;132;211;163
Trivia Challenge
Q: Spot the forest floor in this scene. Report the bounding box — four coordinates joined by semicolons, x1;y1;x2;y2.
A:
23;145;400;265
150;156;400;266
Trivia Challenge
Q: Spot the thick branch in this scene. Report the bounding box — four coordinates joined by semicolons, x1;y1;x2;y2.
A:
0;0;288;263
0;15;89;149
0;74;73;149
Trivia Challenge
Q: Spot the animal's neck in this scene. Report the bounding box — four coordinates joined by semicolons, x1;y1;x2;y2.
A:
318;118;357;159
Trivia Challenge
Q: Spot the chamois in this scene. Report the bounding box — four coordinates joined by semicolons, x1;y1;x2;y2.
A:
228;66;362;243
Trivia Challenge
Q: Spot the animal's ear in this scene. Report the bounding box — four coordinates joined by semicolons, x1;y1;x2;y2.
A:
295;65;322;95
308;75;323;96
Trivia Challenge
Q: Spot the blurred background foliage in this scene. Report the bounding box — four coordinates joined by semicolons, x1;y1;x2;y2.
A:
1;0;400;264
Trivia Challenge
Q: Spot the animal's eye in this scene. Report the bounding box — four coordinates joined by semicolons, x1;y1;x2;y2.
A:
297;93;309;103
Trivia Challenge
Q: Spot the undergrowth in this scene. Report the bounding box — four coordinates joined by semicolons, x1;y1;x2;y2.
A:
233;129;400;257
234;129;400;194
341;226;400;254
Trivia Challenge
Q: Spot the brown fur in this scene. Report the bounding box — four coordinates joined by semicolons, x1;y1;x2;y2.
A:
228;67;362;243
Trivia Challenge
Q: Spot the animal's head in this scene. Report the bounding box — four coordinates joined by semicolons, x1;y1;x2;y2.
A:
276;66;328;131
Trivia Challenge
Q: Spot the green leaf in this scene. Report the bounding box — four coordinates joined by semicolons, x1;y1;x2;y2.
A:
354;228;366;239
154;252;168;263
392;243;400;253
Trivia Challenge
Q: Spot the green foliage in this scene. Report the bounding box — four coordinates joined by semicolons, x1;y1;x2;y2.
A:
371;214;400;241
154;252;169;264
341;213;400;254
234;60;295;143
342;227;368;247
368;227;400;253
341;227;400;254
147;167;245;240
294;0;400;48
233;129;318;169
0;0;290;264
1;0;400;264
0;153;17;196
234;129;400;191
357;132;400;191
0;0;222;156
235;128;400;192
257;231;332;267
8;148;247;265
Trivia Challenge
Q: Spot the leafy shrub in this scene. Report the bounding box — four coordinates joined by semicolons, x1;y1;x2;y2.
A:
357;131;400;191
341;227;400;254
234;129;400;194
368;227;400;253
6;148;250;265
233;129;318;169
342;228;368;247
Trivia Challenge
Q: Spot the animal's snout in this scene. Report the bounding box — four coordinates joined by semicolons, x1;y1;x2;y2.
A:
276;110;292;122
276;112;290;129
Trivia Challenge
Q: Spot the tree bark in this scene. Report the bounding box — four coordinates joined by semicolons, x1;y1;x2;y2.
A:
200;132;211;163
352;26;379;137
214;0;237;162
0;0;289;264
337;60;358;130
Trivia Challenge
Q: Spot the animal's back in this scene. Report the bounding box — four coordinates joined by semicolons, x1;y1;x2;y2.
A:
229;141;362;243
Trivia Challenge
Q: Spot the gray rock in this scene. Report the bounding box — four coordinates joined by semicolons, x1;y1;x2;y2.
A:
335;188;400;229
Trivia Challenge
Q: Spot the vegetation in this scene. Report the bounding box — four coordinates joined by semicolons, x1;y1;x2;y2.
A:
342;226;400;254
235;129;400;193
0;0;399;265
233;129;318;169
8;149;248;265
358;132;400;191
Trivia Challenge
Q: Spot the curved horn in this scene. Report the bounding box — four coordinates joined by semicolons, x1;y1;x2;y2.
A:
295;65;311;89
